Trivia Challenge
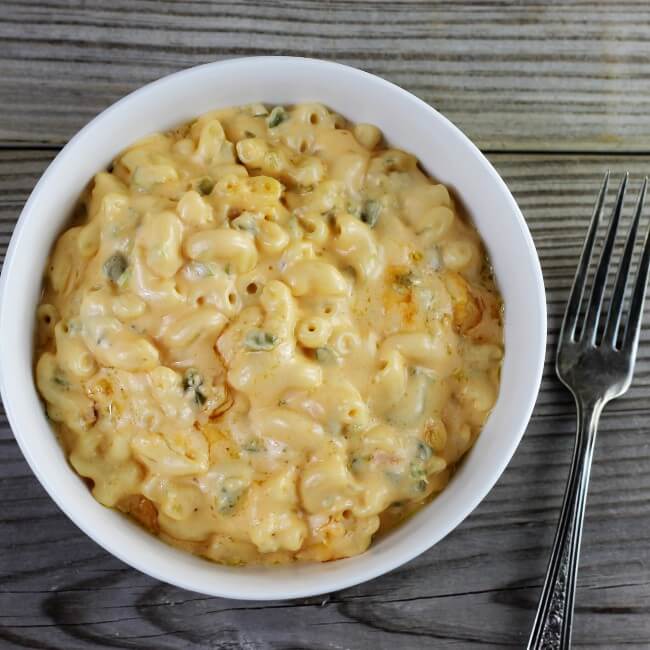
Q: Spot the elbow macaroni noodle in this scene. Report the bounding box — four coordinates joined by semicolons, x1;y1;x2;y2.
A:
35;103;503;565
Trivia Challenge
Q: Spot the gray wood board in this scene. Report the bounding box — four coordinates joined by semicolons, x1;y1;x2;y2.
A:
3;0;650;151
1;150;649;648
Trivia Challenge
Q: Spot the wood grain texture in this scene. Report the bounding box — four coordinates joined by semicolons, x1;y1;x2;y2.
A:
1;149;649;649
3;0;650;150
3;1;650;647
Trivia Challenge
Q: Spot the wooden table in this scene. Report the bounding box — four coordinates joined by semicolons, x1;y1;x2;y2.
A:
2;2;649;648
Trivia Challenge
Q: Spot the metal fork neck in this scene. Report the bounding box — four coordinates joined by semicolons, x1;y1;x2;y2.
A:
527;397;603;649
576;395;604;425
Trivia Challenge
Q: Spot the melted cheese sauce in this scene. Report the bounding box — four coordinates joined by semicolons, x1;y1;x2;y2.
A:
35;103;503;565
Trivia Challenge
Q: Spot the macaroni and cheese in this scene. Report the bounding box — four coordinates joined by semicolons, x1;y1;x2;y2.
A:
35;103;503;565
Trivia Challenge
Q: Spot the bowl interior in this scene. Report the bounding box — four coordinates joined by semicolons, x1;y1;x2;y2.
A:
0;57;546;600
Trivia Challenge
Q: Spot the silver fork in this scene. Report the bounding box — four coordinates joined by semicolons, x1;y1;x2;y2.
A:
527;173;650;650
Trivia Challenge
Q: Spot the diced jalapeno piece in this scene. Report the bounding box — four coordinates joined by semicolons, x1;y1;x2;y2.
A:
102;253;128;283
232;214;258;234
416;440;433;461
183;368;207;406
245;330;278;351
267;106;288;128
360;199;381;227
198;177;214;195
410;460;428;482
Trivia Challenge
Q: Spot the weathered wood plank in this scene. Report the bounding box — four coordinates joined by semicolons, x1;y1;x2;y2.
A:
3;0;650;150
1;150;649;648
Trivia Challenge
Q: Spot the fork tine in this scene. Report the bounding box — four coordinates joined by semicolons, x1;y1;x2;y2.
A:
561;171;609;341
603;178;647;346
582;173;628;342
623;185;650;355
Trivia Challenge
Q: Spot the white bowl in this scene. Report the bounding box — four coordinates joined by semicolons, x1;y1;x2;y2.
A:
0;57;546;600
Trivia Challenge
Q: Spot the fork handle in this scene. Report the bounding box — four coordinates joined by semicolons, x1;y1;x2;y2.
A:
527;399;603;650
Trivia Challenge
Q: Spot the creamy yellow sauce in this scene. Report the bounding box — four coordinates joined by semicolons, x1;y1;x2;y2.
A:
34;103;503;565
